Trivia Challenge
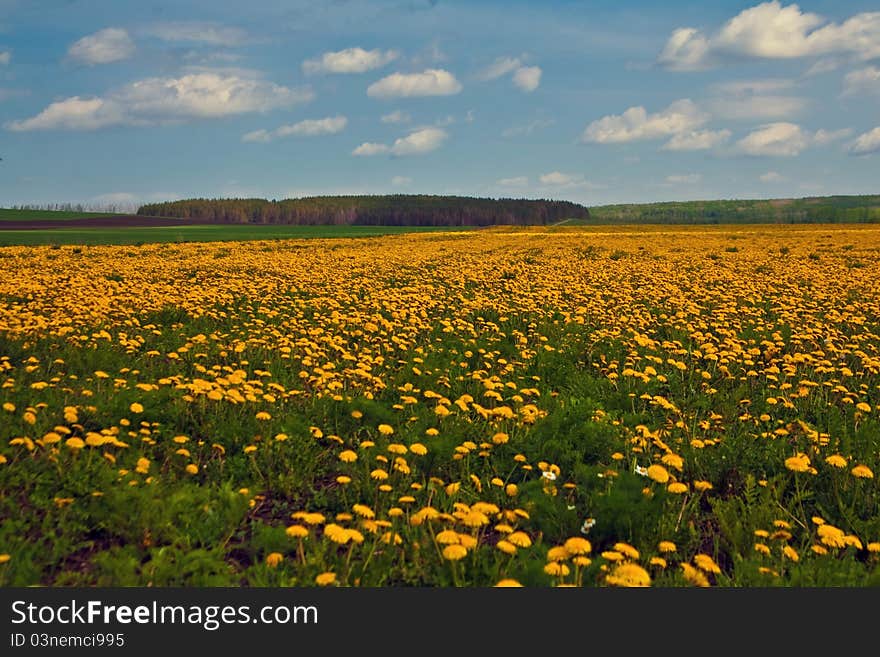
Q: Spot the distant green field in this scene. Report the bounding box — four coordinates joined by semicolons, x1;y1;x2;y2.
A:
0;208;114;221
0;223;476;246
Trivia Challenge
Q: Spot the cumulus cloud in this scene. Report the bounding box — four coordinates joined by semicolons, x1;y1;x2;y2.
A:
145;22;248;46
479;56;524;80
849;127;880;154
381;109;410;124
581;99;708;145
732;122;849;157
352;127;448;156
843;66;880;96
303;47;398;75
513;66;542;92
666;173;702;184
663;129;732;151
352;142;390;156
367;69;462;98
479;56;542;92
6;72;313;131
538;171;604;189
242;116;347;142
658;2;880;71
67;28;135;65
0;51;10;66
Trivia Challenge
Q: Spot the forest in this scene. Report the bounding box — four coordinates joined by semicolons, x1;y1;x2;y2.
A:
136;195;590;226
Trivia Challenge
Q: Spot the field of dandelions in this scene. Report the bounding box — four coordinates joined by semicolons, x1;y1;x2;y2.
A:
0;224;878;587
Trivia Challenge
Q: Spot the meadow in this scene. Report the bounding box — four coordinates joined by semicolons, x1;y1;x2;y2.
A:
0;224;878;587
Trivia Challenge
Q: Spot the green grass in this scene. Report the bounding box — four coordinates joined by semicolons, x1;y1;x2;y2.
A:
0;208;115;221
0;224;476;246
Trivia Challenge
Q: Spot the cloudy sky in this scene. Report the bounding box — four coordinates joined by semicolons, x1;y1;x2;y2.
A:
0;0;878;208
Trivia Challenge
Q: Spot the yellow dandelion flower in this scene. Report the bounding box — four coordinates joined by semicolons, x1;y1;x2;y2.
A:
378;424;394;436
492;432;509;444
825;454;848;468
658;541;677;553
507;532;533;548
866;542;880;553
646;464;670;484
243;445;257;454
129;403;144;414
495;579;523;587
785;453;811;473
370;468;389;480
601;551;624;562
496;540;517;555
442;544;468;561
65;437;85;450
693;553;721;574
315;572;336;586
851;464;874;479
336;476;352;485
445;482;461;496
613;542;639;560
680;562;710;587
435;530;460;545
817;524;847;548
783;545;800;562
856;402;871;413
572;556;592;567
352;504;375;519
255;411;271;421
649;557;667;568
505;483;518;497
323;524;350;544
547;546;569;562
811;544;828;555
564;537;592;556
667;482;689;494
754;543;771;555
0;554;10;563
185;464;199;475
409;443;428;455
606;563;651;587
544;562;570;577
286;525;308;538
693;480;713;492
265;552;284;568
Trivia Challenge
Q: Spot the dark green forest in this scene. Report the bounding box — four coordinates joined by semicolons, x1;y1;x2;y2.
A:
588;195;880;224
136;195;590;226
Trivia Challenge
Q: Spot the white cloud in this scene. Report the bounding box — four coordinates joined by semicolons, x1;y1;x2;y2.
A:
391;176;412;186
67;28;135;65
352;142;390;156
478;56;541;92
367;69;462;98
658;28;712;71
145;22;248;46
276;116;347;137
497;176;529;186
804;58;842;76
849;127;880;154
381;109;410;124
93;192;139;205
734;122;808;156
513;66;542;92
843;66;880;96
760;171;784;182
303;47;398;75
389;127;447;155
242;129;272;143
813;128;852;145
352;127;448;156
663;129;732;151
502;118;555;138
479;56;524;80
538;171;604;189
708;95;806;120
6;72;313;131
5;97;125;131
0;51;10;66
665;173;702;184
581;99;707;144
242;116;347;143
658;2;880;71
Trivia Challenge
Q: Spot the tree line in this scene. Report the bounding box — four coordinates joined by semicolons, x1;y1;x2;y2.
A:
136;195;590;227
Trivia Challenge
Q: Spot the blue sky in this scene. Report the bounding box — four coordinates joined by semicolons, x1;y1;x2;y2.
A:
0;0;878;208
